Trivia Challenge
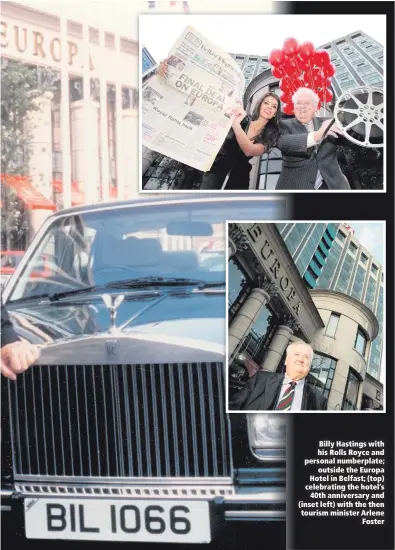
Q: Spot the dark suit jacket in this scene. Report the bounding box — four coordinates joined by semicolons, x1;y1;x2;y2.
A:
228;371;327;411
1;303;19;347
275;117;351;191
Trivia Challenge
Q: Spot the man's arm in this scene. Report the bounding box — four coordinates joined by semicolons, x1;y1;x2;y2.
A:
276;123;310;156
1;303;20;347
228;371;260;410
1;302;40;380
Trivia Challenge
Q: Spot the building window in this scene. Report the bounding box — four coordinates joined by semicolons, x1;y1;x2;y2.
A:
228;257;252;324
326;313;340;337
351;264;366;301
337;231;346;243
342;369;360;410
354;328;367;357
371;264;378;275
360;253;368;265
349;242;358;254
335;253;354;294
309;352;337;398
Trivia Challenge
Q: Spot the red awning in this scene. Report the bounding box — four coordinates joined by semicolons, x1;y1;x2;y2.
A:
1;175;56;211
53;180;85;206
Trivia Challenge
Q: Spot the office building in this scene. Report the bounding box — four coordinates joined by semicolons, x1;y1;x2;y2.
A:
276;222;384;382
228;222;384;410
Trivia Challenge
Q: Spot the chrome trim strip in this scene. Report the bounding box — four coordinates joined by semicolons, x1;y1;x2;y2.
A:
159;364;171;474
122;365;134;476
178;363;189;476
13;475;233;484
225;511;286;519
188;363;199;476
15;484;234;499
0;490;14;497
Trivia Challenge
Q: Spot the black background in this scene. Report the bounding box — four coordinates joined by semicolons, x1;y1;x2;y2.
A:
289;2;394;550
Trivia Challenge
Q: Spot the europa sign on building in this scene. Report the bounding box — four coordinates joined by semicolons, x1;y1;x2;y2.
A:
1;1;139;228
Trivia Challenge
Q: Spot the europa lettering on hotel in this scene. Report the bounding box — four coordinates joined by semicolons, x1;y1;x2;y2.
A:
0;21;94;69
260;239;301;316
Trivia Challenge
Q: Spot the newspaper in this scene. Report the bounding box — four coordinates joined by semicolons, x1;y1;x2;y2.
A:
142;26;245;172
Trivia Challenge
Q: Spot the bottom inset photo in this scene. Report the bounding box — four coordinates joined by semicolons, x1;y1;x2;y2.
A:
226;221;385;413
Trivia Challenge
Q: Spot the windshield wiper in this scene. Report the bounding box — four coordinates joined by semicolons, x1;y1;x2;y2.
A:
11;277;226;304
106;277;225;290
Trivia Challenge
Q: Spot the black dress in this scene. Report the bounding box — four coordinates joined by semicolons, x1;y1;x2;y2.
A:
200;116;265;191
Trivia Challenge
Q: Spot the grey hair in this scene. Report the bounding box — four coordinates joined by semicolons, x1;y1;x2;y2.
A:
292;87;320;107
286;340;314;363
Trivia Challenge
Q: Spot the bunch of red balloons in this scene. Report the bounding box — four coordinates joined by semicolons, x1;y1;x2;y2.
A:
269;38;336;116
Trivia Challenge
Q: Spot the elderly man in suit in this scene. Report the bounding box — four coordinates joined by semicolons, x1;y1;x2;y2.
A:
275;87;351;191
229;340;327;411
1;303;40;380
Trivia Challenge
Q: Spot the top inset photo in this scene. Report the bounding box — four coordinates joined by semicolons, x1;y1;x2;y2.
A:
140;14;385;192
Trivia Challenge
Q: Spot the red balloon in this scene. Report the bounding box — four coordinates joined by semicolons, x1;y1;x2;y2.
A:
318;49;331;67
325;88;334;102
318;88;334;103
317;100;322;110
299;42;315;60
272;66;285;78
283;37;300;57
324;62;336;77
269;49;285;67
279;79;292;93
325;77;332;87
313;71;324;88
283;58;298;76
280;91;291;103
283;103;294;116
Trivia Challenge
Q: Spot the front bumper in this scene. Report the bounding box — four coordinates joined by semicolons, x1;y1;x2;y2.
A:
1;484;285;522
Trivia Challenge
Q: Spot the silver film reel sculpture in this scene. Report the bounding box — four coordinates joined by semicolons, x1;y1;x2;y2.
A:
334;86;384;148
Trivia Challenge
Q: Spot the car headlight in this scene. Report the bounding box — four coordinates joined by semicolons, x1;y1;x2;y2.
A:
247;414;287;462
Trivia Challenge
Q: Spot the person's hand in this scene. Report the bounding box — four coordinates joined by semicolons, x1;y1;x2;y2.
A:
1;340;40;381
157;59;169;79
231;107;247;127
314;119;343;142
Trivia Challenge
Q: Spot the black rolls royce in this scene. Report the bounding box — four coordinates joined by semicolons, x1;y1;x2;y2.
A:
1;194;287;547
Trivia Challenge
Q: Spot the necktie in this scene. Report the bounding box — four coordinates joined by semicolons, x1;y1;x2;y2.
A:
306;120;323;190
276;381;296;410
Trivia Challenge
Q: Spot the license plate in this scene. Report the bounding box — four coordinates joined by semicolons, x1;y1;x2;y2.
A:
24;498;212;543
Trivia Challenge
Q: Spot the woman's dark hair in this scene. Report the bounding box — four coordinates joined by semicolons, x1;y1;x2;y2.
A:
249;92;281;152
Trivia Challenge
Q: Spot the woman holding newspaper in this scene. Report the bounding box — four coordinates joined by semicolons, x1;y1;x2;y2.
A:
158;60;281;190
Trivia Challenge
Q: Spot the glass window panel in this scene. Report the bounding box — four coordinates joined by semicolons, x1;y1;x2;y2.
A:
335;253;354;294
316;241;342;289
283;224;311;258
354;329;367;356
351;264;366;301
343;371;360;409
309;353;337;395
326;313;340;337
295;224;326;275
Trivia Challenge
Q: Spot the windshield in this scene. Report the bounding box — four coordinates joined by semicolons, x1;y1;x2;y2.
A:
8;198;285;302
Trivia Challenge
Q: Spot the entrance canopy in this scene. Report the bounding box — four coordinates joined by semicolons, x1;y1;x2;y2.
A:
1;175;56;211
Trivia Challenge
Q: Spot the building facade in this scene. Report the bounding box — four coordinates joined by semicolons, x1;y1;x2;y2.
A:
276;222;384;383
1;1;141;245
228;223;383;411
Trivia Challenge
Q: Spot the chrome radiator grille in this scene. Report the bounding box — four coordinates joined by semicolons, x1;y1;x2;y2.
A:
7;363;231;479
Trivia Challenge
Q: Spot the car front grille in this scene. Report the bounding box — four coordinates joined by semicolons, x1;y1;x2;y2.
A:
7;363;231;480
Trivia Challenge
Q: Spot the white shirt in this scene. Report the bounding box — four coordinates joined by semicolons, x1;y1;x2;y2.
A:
277;374;305;411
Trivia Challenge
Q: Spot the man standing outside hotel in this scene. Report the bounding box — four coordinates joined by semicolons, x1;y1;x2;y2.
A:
229;341;328;411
